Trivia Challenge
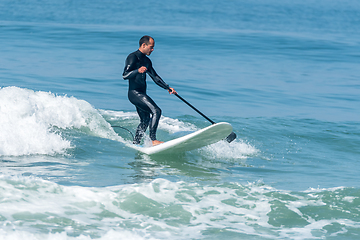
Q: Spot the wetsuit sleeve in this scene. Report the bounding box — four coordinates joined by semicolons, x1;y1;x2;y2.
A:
123;54;139;80
147;63;170;90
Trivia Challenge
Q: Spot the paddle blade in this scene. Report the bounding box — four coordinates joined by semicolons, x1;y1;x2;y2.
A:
225;132;237;143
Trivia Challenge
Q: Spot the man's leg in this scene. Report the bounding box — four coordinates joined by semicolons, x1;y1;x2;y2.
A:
133;107;150;144
148;106;161;142
129;91;163;145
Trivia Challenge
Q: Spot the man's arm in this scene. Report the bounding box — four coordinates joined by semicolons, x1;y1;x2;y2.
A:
123;54;139;80
146;64;170;90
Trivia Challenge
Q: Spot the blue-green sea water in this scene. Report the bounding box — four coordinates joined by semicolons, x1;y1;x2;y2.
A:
1;0;360;239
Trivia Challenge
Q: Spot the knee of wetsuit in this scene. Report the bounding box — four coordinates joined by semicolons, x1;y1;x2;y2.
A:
154;107;162;117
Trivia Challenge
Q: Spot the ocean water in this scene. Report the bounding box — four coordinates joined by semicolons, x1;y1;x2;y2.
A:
1;0;360;239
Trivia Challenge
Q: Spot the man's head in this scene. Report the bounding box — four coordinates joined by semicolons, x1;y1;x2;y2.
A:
139;35;155;56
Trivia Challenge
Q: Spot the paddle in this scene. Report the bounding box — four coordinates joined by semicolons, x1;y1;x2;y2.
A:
174;93;237;143
146;71;236;142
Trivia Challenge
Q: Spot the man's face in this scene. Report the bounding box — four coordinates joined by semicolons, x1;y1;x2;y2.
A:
141;38;155;56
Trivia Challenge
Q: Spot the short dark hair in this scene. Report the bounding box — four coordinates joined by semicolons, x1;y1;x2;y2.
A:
139;35;153;47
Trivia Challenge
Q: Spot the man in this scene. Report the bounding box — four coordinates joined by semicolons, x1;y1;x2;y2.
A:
123;35;176;146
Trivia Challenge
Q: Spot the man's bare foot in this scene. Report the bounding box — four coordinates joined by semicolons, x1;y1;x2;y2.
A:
152;140;164;146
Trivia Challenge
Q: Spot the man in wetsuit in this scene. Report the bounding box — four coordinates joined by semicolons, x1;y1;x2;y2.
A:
123;35;176;146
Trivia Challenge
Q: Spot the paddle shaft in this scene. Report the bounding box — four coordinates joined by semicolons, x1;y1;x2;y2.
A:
174;93;215;124
147;70;236;142
147;69;214;124
174;93;237;143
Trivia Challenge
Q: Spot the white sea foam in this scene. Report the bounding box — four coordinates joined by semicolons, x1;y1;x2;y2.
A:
199;138;259;159
0;229;153;240
100;109;198;133
0;174;358;240
0;87;120;156
158;116;198;133
99;109;138;121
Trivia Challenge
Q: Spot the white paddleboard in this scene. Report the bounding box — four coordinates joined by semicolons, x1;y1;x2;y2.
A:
133;122;233;155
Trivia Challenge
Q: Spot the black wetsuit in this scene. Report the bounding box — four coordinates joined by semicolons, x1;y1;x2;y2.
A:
123;50;169;144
